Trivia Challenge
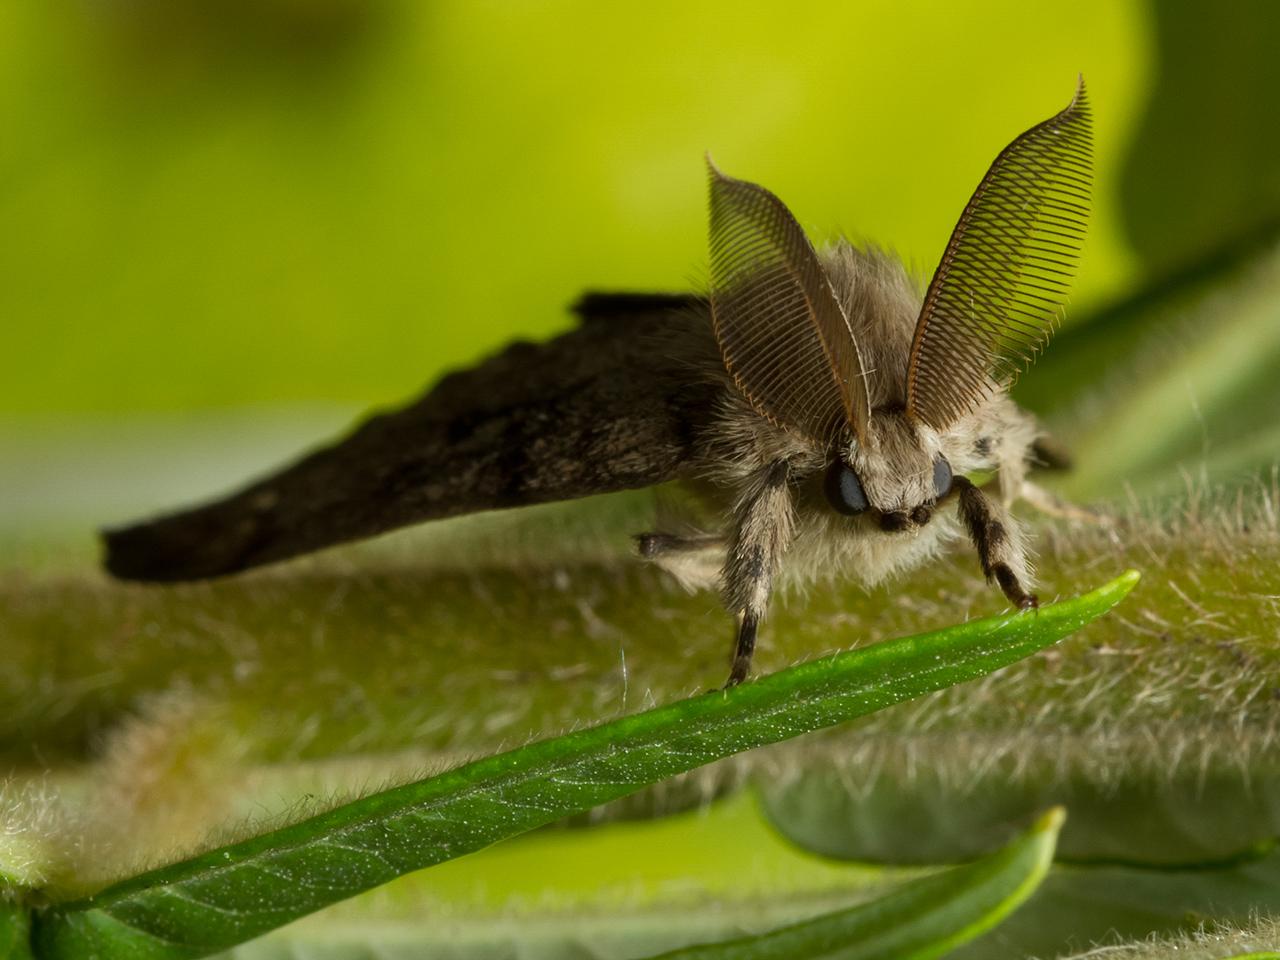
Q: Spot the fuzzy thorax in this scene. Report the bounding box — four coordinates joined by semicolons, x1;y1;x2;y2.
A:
652;242;1039;599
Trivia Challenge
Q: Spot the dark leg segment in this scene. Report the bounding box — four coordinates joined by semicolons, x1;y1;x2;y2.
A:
954;476;1038;610
727;611;759;687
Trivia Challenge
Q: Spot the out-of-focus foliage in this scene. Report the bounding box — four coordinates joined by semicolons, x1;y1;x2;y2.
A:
1119;0;1280;281
1011;0;1280;501
2;0;1146;417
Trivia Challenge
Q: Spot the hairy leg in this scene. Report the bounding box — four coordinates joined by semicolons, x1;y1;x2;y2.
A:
721;462;794;686
954;476;1037;610
634;532;725;592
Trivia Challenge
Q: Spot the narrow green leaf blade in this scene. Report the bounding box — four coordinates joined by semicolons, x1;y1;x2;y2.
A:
648;807;1063;960
32;572;1138;960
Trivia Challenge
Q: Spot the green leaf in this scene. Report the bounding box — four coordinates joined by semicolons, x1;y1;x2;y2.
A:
204;798;1280;959
29;572;1138;960
645;807;1062;960
761;761;1280;867
948;849;1280;959
0;900;32;960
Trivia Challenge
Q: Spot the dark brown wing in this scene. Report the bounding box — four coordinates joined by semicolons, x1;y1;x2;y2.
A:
103;300;717;582
572;291;705;322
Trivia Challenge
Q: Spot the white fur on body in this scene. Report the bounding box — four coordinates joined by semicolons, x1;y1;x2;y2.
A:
644;242;1039;612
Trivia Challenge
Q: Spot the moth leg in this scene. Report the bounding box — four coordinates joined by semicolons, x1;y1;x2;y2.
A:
721;461;794;687
635;533;725;593
634;532;723;558
954;476;1037;611
1019;480;1115;526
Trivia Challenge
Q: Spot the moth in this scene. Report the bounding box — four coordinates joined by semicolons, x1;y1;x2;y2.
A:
104;82;1092;687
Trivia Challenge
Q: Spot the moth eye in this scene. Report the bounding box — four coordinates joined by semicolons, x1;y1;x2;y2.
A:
932;457;953;499
824;461;869;515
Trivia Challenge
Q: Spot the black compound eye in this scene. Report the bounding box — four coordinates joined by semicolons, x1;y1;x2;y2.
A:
824;461;869;515
932;457;953;499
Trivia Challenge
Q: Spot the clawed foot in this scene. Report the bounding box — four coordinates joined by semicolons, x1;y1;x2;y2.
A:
993;561;1038;610
724;660;749;689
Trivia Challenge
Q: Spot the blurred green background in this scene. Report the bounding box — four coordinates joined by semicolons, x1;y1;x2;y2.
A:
2;0;1279;535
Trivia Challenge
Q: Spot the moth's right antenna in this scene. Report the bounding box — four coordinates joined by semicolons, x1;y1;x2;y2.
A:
905;78;1093;430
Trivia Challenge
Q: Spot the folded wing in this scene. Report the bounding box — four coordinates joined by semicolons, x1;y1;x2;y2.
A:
104;301;716;581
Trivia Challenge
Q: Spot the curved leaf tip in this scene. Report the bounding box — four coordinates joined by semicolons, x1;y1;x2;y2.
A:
1033;804;1068;836
647;804;1065;959
1058;568;1139;614
1104;568;1141;597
